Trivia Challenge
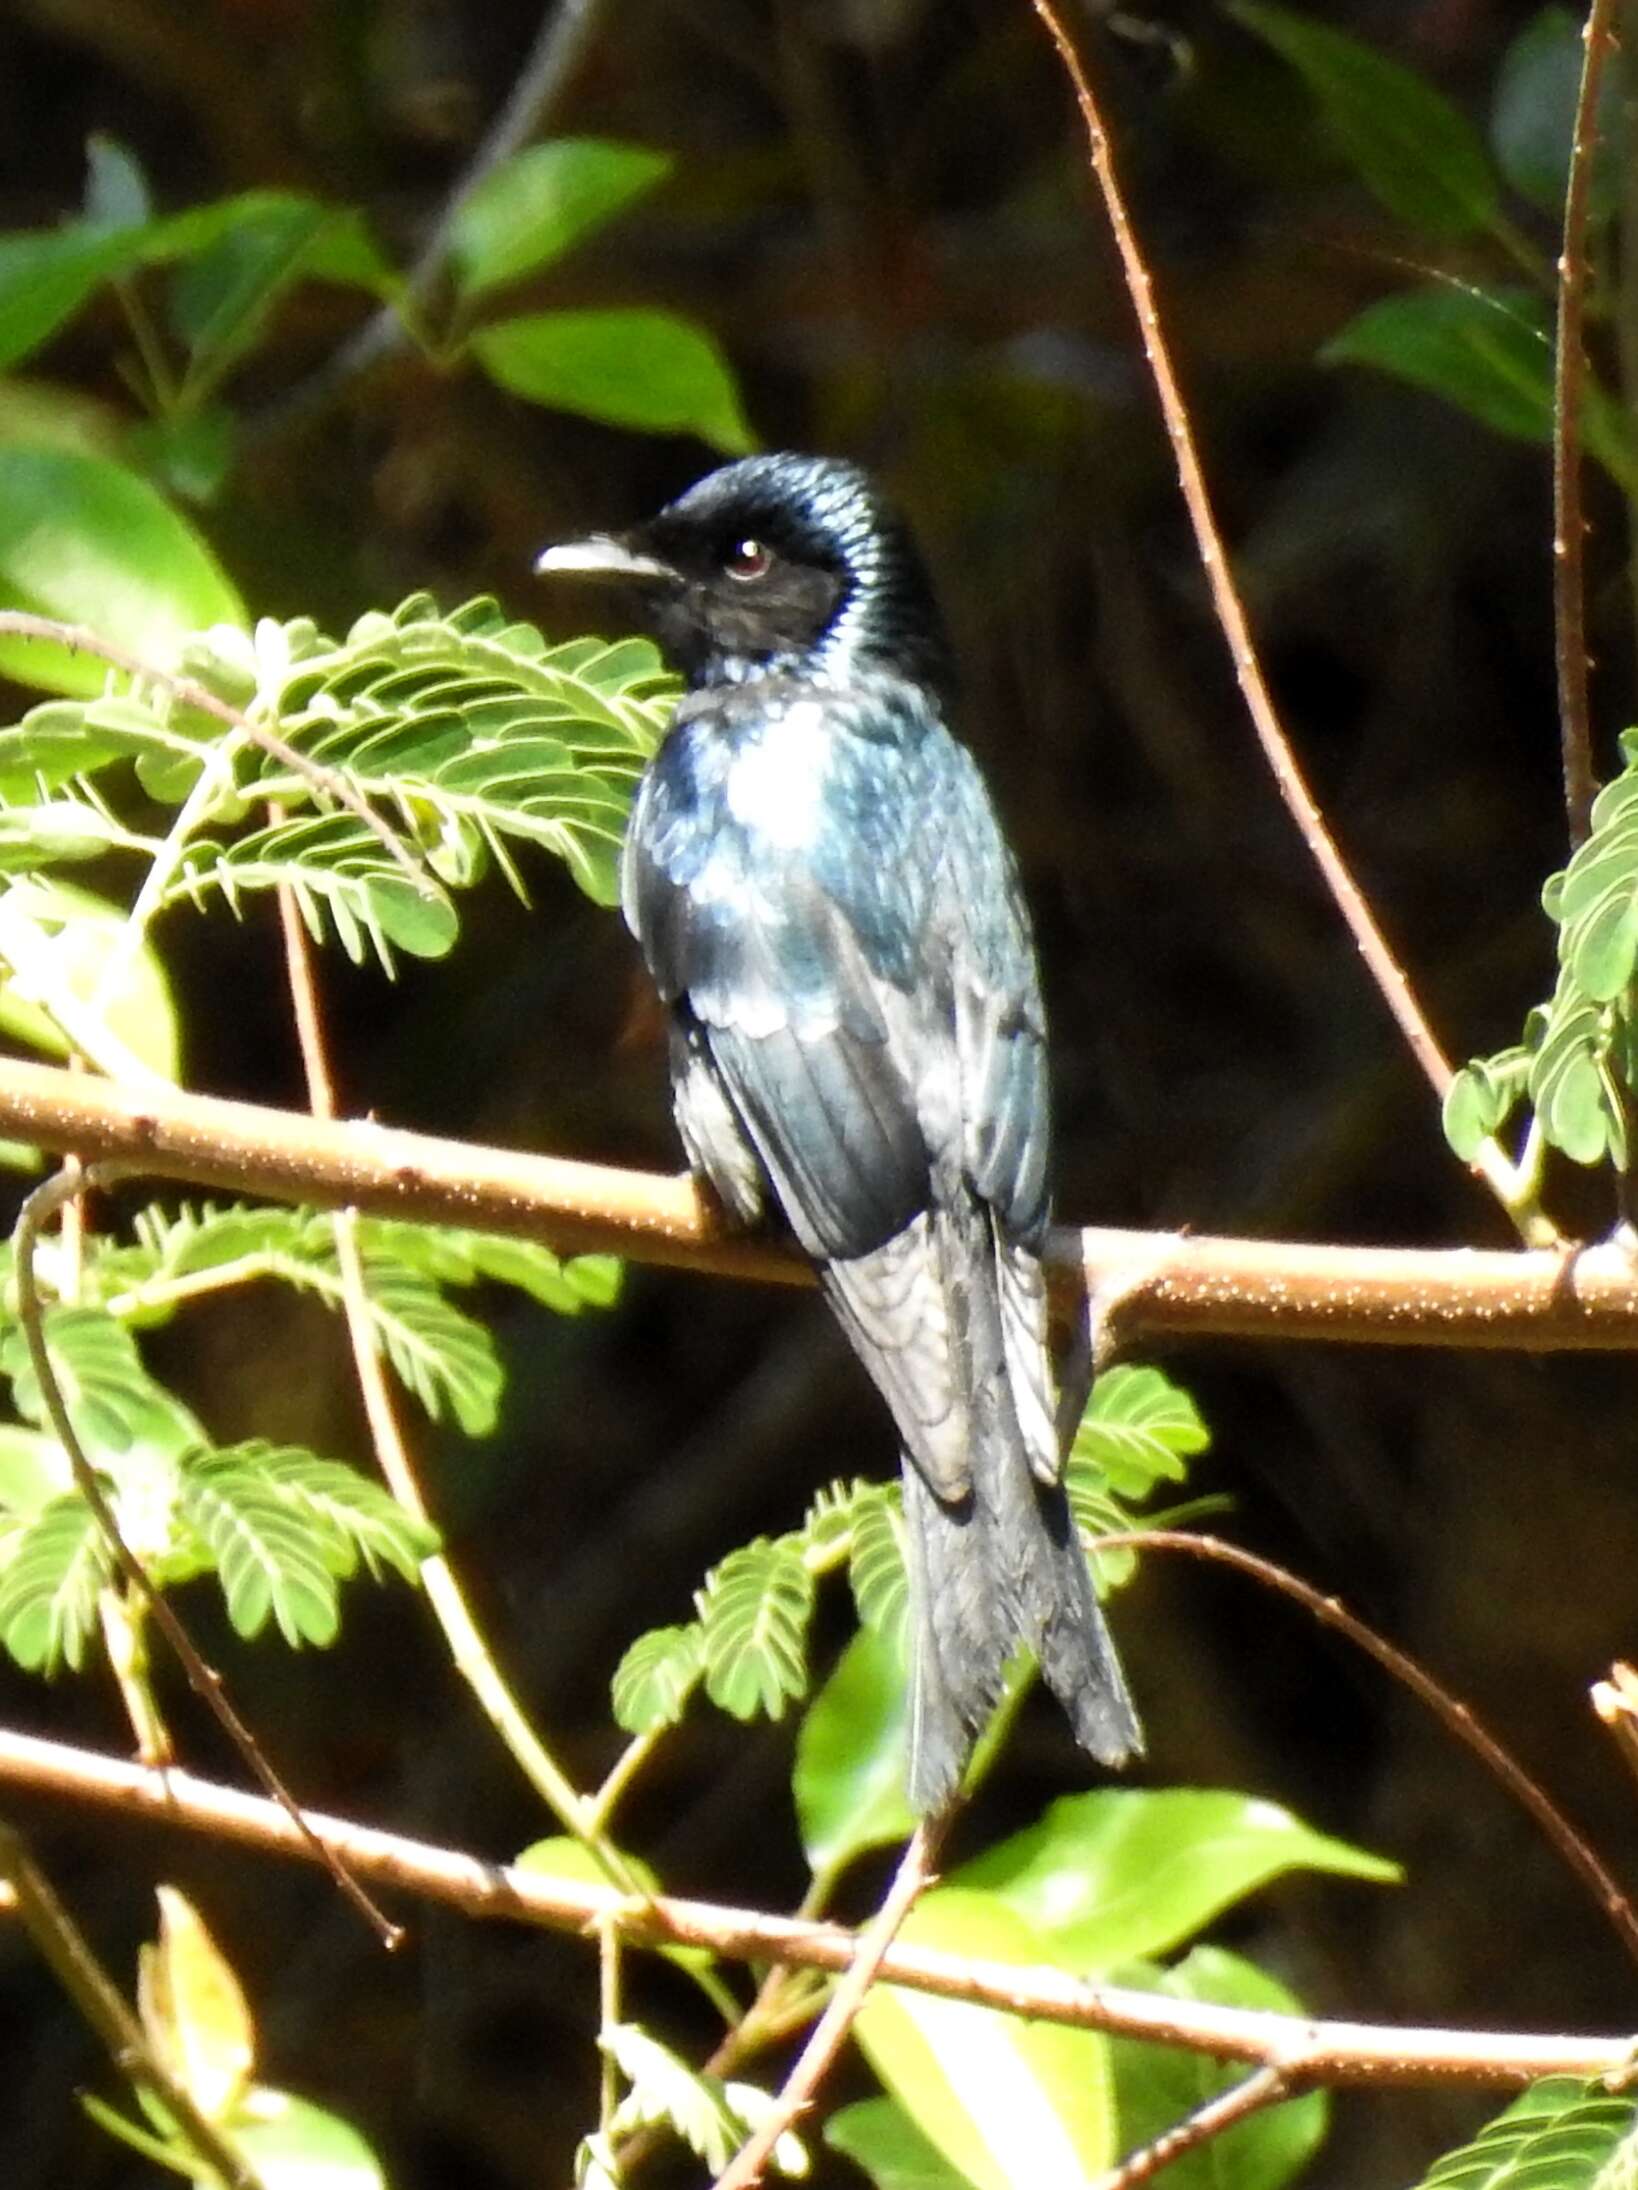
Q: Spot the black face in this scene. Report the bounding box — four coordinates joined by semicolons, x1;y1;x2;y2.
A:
633;502;849;680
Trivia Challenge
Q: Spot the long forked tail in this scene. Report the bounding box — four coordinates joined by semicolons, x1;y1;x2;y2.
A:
900;1214;1143;1815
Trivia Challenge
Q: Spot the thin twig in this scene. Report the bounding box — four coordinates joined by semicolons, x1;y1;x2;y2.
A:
4;1724;1636;2085
7;1050;1638;1348
1098;1532;1638;1967
272;880;653;1892
1023;0;1550;1242
255;0;613;436
12;1166;401;1948
1097;2063;1294;2189
1552;0;1618;847
0;1818;262;2190
711;1821;944;2190
0;612;427;888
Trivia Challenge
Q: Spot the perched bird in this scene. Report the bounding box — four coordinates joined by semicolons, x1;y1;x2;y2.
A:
538;454;1141;1811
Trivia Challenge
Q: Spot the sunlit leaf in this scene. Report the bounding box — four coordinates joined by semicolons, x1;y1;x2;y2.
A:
793;1623;914;1879
178;1457;341;1646
953;1789;1398;1970
229;2086;386;2190
825;2099;968;2190
1408;2077;1638;2190
697;1536;815;1720
471;308;755;454
138;1887;255;2124
0;446;245;695
853;1890;1117;2190
1071;1364;1209;1500
604;2024;806;2178
611;1621;706;1732
0;877;181;1080
451;139;671;300
848;1487;909;1651
0;1493;111;1670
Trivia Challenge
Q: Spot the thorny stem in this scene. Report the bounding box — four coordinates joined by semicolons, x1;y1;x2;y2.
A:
1023;0;1556;1247
1552;0;1619;846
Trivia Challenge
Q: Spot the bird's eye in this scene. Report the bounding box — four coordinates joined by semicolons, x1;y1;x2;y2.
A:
725;538;772;582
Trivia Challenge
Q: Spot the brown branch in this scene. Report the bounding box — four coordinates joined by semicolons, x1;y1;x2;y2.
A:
1552;0;1618;847
2;1725;1634;2087
711;1821;944;2190
4;1049;1638;1350
1021;2;1554;1241
1097;2063;1293;2190
1101;1534;1638;1969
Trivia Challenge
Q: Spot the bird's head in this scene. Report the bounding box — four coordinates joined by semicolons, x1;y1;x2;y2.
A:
536;453;952;692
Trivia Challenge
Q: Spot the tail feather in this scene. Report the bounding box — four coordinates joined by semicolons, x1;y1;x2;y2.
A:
896;1195;1142;1812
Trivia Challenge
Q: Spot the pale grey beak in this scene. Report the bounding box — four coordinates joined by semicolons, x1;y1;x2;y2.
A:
534;536;672;581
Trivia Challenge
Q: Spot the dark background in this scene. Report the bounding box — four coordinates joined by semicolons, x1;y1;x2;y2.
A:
0;0;1633;2183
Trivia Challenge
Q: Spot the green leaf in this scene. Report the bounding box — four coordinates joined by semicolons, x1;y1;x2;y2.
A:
1232;2;1500;238
451;139;671;300
1443;1048;1533;1161
178;1456;341;1646
1072;1364;1209;1500
1491;8;1624;224
0;447;246;696
3;1307;204;1467
211;1441;436;1582
1108;1947;1327;2190
953;1789;1398;1971
1409;2077;1638;2190
848;1488;909;1652
168;199;365;385
0;877;181;1081
227;2087;386;2190
1324;285;1634;483
470;309;755;454
853;1889;1117;2190
0;1493;111;1670
611;1621;706;1732
515;1838;712;1981
354;1219;621;1315
1528;988;1622;1166
825;2100;968;2190
139;1886;255;2125
164;815;457;971
697;1536;815;1720
0;1425;71;1516
0;225;148;372
0;692;212;799
351;1260;501;1433
794;1624;915;1879
603;2024;806;2178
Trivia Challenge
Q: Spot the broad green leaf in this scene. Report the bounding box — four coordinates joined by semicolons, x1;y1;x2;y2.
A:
0;446;245;695
848;1488;909;1651
1108;1947;1327;2190
1324;285;1634;483
178;1458;341;1646
953;1789;1398;1970
1491;8;1624;224
169;199;361;385
611;1621;706;1732
697;1537;815;1720
1072;1364;1209;1500
853;1890;1116;2190
138;1887;255;2124
0;877;181;1080
1409;2077;1638;2190
794;1624;914;1879
0;1493;111;1670
0;225;147;372
227;2087;386;2190
471;309;755;454
451;139;671;300
825;2100;968;2190
1232;2;1500;237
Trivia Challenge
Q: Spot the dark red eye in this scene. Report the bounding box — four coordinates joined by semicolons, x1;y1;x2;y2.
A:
726;538;772;581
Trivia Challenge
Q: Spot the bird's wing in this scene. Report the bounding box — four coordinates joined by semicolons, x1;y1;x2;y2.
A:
625;687;1055;1494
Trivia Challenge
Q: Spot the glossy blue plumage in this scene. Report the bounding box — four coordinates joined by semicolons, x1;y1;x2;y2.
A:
549;452;1140;1809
